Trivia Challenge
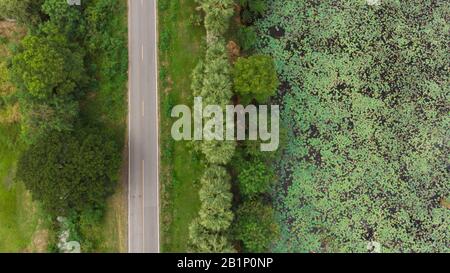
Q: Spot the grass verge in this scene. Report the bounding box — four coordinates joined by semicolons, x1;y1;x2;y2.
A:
158;0;206;252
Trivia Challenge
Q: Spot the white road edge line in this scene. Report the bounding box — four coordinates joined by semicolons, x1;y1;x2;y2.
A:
154;0;160;253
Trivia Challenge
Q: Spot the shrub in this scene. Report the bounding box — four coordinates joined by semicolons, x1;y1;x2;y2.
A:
234;200;279;252
237;26;257;52
189;218;235;253
198;166;234;231
238;159;273;197
233;55;279;103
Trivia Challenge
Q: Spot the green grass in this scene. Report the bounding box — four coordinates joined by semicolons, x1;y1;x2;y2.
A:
0;124;47;252
159;0;206;252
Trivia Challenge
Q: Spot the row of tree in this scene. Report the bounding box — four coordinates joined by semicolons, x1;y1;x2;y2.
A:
231;0;280;253
188;0;280;253
188;0;236;253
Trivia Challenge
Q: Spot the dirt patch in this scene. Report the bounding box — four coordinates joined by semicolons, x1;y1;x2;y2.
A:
24;228;49;253
0;20;26;40
227;40;240;62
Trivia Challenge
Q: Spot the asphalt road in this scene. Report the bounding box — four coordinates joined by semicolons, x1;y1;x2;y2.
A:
128;0;159;253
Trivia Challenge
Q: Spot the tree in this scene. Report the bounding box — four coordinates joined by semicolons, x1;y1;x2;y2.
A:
234;200;279;252
237;26;257;52
237;0;268;25
196;0;234;37
193;40;233;107
19;96;78;140
16;130;120;215
11;24;86;99
41;0;85;37
201;140;236;165
198;165;234;231
233;55;279;103
238;159;273;197
189;218;235;253
0;0;44;26
10;23;86;140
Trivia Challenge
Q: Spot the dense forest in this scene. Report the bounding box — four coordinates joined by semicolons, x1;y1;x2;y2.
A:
252;0;449;252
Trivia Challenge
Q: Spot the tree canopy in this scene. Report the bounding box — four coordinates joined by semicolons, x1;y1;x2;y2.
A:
16;130;120;215
11;24;85;99
233;55;279;103
237;159;272;198
0;0;44;26
234;200;279;252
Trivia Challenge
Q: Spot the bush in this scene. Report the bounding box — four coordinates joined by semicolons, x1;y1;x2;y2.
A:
16;130;121;215
234;200;279;252
238;159;273;197
237;26;257;52
233;55;279;103
189;218;235;253
198;166;234;231
201;140;236;165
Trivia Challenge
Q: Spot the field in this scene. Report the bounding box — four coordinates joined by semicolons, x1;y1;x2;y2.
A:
158;0;205;252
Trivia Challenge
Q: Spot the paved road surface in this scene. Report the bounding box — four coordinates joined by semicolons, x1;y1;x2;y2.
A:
128;0;159;253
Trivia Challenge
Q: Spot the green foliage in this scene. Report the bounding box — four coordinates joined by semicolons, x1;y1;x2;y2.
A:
83;0;128;126
201;140;236;165
237;0;268;25
10;23;87;141
193;39;233;106
11;26;85;99
189;218;235;253
233;55;279;103
189;166;235;252
237;26;257;52
238;159;272;198
0;0;44;26
196;0;234;37
19;96;79;140
198;165;234;231
42;0;85;37
234;199;279;252
190;0;237;253
256;0;450;252
0;0;127;252
237;0;268;14
16;129;120;216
